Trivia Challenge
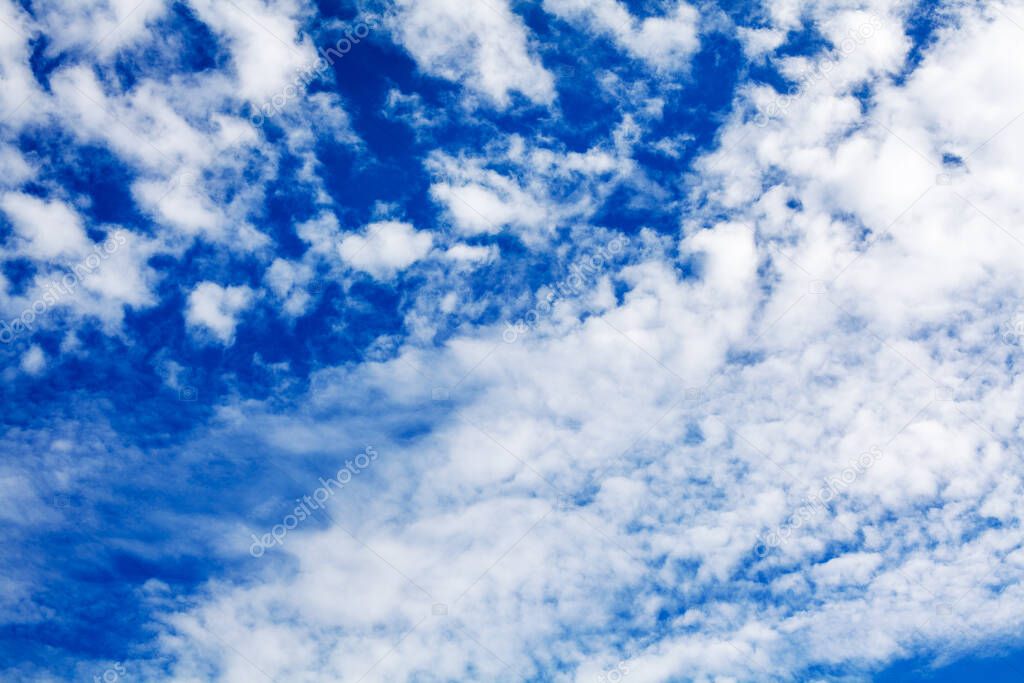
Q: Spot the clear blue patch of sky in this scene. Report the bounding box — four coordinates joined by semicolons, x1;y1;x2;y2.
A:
874;644;1024;682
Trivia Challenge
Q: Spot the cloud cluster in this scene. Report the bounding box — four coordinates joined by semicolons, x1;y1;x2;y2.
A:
141;2;1024;681
0;0;363;348
4;0;1024;681
185;282;254;345
388;0;556;108
543;0;701;71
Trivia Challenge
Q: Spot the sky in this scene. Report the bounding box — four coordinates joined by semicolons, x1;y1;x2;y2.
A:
1;0;1023;681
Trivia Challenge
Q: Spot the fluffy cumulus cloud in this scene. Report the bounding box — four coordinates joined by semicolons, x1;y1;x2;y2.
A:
543;0;701;71
185;282;254;345
19;344;45;375
338;220;434;280
427;133;629;246
388;0;556;107
3;0;1024;681
30;0;170;58
0;193;91;260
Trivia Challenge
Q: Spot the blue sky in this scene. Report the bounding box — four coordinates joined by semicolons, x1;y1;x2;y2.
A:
2;0;1024;681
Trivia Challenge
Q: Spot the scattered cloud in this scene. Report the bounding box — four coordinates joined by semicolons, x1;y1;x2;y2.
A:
185;282;254;345
3;1;1024;681
338;220;434;280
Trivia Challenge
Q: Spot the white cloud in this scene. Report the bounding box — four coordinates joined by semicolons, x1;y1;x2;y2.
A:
0;193;90;260
46;66;274;247
543;0;701;71
19;345;45;375
185;0;317;103
338;221;434;280
0;226;159;340
0;0;361;359
0;192;158;333
737;27;786;61
0;0;45;128
295;212;343;255
444;243;496;264
430;172;549;237
73;230;158;315
141;3;1024;681
50;65;213;173
427;133;630;246
5;1;1024;681
265;258;313;318
389;0;555;108
31;0;169;59
0;145;34;187
811;552;884;587
39;0;344;252
132;176;225;238
185;282;254;344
